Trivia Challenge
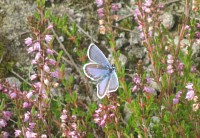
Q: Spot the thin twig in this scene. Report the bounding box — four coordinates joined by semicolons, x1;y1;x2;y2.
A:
11;70;32;86
50;22;93;101
116;13;134;22
44;43;72;66
65;12;98;43
11;70;67;106
112;25;139;33
51;27;84;79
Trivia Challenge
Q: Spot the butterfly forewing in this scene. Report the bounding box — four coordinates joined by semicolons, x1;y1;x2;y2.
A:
97;75;110;99
108;72;119;92
83;63;109;81
88;43;110;67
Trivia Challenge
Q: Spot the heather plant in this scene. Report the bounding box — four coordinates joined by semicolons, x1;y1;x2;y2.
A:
0;0;200;137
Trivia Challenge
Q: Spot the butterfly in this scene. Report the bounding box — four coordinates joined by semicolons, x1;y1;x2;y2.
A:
83;43;119;99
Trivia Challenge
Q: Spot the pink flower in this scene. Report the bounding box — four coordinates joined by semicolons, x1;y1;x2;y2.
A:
158;3;164;9
167;55;174;63
186;90;195;101
44;78;49;86
100;119;105;126
50;71;59;78
96;0;103;7
15;130;21;137
24;111;31;122
25;37;32;46
46;48;54;55
45;35;53;44
144;0;152;7
109;105;116;109
103;114;107;120
133;74;141;85
132;85;138;93
30;74;37;81
185;25;190;30
60;110;68;121
140;32;145;39
68;131;75;136
3;111;12;121
146;77;152;84
143;86;154;94
23;102;31;108
48;59;56;65
47;24;53;30
71;123;77;130
191;65;197;73
177;62;184;71
110;113;115;117
41;134;47;138
29;122;36;129
94;118;100;123
27;47;34;54
134;7;141;20
197;23;200;28
25;131;37;138
31;60;37;65
175;91;182;99
33;82;41;90
173;98;179;104
166;68;174;74
26;91;33;99
144;8;151;13
43;64;50;73
0;84;3;90
97;8;104;18
2;131;9;138
95;108;102;114
33;42;40;51
185;83;193;90
35;52;41;61
9;92;17;99
72;115;77;120
0;119;7;128
111;4;119;11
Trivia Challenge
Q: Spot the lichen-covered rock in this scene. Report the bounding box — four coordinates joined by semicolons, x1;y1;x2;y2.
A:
160;12;175;30
0;0;37;77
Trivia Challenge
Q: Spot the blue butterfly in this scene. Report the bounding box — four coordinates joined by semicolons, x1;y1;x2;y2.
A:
83;43;119;99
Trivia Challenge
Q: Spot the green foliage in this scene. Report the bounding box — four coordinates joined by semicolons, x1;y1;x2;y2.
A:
1;0;200;137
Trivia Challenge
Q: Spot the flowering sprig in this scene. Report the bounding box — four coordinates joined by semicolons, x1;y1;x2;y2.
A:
132;74;155;94
0;110;12;130
173;91;182;104
185;83;195;101
95;0;120;34
93;103;117;127
60;109;84;137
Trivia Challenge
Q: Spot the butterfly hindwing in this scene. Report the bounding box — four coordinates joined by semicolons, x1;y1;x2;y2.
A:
108;72;119;92
97;75;110;99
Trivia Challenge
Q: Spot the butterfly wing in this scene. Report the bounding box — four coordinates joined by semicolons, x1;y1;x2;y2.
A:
84;43;119;99
83;63;109;81
96;75;110;99
87;43;111;67
108;71;119;92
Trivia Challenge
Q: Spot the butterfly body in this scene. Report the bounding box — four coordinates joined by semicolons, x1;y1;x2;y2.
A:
83;43;119;99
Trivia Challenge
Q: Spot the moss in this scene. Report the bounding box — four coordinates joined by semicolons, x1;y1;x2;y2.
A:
0;42;14;78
